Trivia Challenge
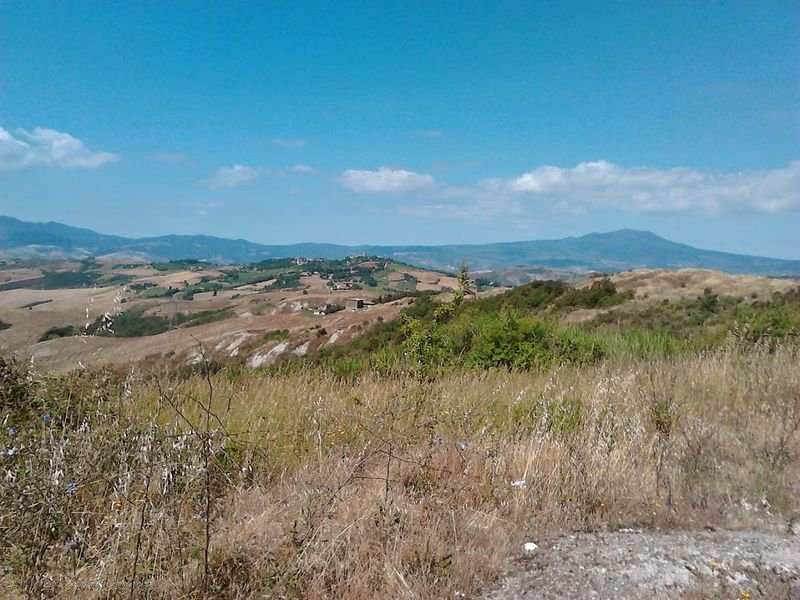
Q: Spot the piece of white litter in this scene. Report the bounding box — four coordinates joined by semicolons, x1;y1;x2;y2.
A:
511;479;527;489
523;542;538;553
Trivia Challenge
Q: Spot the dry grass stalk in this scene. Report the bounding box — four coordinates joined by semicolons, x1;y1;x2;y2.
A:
1;345;798;598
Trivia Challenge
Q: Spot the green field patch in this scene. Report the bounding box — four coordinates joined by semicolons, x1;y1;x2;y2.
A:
176;309;235;328
138;286;180;299
99;273;134;286
41;270;103;289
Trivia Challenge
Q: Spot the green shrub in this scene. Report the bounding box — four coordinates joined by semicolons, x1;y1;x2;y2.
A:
176;309;235;328
555;278;631;309
734;305;799;345
100;273;134;286
264;272;302;291
38;325;81;341
86;308;169;337
262;329;290;342
41;270;102;289
153;259;208;271
138;286;178;299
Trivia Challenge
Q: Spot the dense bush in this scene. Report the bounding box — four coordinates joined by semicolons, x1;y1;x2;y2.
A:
262;329;290;342
400;310;605;373
176;308;235;327
86;308;169;337
588;287;800;348
38;325;81;341
555;278;632;309
153;259;208;271
264;272;302;291
41;270;102;289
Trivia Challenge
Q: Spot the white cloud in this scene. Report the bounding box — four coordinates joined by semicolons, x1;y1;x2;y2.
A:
339;160;799;221
0;126;119;170
203;163;316;187
339;167;435;193
490;160;800;215
205;164;260;189
272;138;308;148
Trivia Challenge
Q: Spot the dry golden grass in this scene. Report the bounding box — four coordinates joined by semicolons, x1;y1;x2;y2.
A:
0;286;127;351
0;268;43;283
1;261;458;371
2;344;798;599
0;288;407;372
595;268;798;301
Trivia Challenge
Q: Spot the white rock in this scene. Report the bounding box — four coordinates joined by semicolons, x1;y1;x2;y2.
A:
523;542;538;553
292;341;310;356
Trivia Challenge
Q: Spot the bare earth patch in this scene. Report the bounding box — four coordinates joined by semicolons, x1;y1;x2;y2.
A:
481;528;800;600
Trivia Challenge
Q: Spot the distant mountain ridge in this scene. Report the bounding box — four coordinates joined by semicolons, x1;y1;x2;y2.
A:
1;215;798;277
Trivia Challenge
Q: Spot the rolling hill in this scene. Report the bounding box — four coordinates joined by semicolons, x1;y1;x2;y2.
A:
1;215;798;277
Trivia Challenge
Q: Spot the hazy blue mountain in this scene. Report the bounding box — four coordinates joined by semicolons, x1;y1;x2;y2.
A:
1;216;798;277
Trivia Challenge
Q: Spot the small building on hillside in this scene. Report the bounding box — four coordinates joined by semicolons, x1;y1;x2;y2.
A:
346;298;375;311
345;298;364;311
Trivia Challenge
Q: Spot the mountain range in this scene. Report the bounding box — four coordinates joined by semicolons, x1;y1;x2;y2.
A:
1;215;798;277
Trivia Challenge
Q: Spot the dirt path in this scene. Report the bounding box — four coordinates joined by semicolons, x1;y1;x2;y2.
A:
480;529;800;599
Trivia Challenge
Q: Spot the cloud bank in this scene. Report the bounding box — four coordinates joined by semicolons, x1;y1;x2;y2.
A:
339;167;435;193
204;163;316;188
338;161;799;216
205;164;260;189
491;160;800;215
0;126;119;170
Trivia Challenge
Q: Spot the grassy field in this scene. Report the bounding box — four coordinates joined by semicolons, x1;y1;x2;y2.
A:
2;271;799;598
1;339;798;599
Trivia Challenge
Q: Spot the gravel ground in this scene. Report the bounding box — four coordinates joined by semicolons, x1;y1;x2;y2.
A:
479;528;800;599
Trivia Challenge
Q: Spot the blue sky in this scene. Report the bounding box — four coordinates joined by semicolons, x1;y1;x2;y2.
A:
1;1;798;258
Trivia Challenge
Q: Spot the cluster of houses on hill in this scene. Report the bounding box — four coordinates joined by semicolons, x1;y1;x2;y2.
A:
329;280;359;291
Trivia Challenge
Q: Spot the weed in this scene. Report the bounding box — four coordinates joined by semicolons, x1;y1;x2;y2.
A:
0;343;798;599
